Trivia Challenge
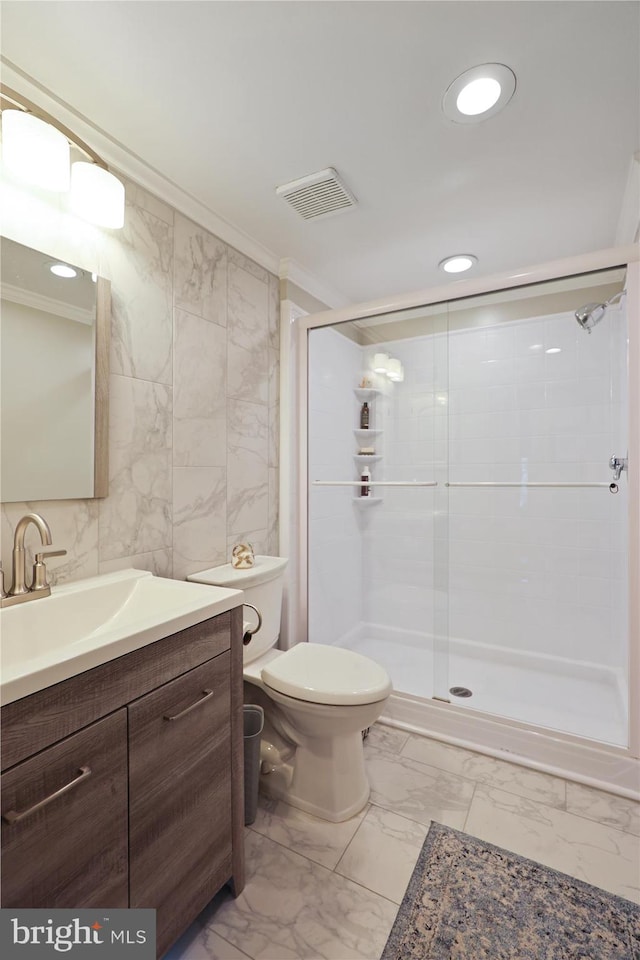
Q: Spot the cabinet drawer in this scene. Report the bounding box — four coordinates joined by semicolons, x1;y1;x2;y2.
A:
129;654;232;956
1;711;128;909
1;612;233;771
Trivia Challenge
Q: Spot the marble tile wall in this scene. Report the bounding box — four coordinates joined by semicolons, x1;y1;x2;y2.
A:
0;178;280;584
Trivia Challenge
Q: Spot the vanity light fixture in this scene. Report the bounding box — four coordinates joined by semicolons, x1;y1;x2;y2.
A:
439;254;477;274
0;84;125;229
442;64;516;124
1;109;70;191
49;263;78;279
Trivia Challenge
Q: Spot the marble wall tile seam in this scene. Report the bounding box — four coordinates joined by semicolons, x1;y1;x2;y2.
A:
110;370;177;389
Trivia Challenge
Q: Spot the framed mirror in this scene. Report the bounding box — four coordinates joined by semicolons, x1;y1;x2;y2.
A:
0;237;110;502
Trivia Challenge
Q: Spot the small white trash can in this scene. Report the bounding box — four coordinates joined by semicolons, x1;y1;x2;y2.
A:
243;705;264;825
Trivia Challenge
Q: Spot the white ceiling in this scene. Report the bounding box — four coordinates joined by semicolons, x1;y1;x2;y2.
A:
1;1;638;305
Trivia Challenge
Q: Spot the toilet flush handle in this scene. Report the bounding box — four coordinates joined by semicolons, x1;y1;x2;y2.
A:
242;603;263;646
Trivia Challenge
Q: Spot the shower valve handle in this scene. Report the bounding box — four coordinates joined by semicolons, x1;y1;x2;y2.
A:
609;455;628;482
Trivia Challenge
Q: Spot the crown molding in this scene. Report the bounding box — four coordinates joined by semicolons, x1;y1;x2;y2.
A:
279;257;351;309
2;60;355;310
616;151;640;246
0;59;281;275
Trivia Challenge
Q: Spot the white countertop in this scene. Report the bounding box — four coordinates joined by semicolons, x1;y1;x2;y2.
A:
0;568;243;705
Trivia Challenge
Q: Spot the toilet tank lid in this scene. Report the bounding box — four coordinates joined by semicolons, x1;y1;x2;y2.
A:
261;643;392;706
187;555;288;589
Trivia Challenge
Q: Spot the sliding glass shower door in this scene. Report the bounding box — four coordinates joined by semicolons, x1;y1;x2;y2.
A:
306;265;629;746
443;270;629;745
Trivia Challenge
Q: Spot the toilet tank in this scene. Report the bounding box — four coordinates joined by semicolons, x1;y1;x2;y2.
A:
187;556;288;664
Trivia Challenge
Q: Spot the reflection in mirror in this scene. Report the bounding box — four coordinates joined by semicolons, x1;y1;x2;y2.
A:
0;237;110;502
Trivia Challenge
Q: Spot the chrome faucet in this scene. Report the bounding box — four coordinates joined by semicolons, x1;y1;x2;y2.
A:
1;513;66;607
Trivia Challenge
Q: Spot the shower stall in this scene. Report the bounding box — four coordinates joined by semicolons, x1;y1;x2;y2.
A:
287;249;639;798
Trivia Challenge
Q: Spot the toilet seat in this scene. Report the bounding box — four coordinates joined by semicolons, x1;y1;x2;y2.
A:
261;643;392;706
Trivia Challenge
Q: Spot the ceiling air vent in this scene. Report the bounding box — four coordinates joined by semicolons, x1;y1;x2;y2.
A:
276;167;357;221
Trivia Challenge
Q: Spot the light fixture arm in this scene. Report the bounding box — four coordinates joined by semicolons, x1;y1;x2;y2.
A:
0;84;107;169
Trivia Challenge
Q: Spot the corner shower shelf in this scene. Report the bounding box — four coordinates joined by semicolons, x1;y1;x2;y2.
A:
353;497;382;505
354;388;381;402
354;454;382;465
354;429;382;441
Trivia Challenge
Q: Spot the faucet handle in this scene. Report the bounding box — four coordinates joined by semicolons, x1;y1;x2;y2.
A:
32;550;67;592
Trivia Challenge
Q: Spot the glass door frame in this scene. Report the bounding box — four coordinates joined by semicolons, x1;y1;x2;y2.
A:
287;245;640;770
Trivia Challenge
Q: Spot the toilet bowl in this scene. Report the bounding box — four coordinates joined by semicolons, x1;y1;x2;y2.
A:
188;557;392;822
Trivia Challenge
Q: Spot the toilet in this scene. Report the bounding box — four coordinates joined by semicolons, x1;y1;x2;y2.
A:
188;556;392;822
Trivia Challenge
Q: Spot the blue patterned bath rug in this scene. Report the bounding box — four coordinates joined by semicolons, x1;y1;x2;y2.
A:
381;821;639;960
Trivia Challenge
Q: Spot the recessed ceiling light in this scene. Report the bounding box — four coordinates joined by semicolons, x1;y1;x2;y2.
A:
439;255;477;274
443;64;516;123
545;347;562;355
49;263;78;278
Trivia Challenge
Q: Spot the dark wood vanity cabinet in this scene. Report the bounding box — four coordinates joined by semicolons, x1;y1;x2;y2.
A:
129;655;233;955
1;606;245;959
1;710;129;909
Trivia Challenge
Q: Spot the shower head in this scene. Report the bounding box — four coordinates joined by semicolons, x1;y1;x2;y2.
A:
574;290;625;333
575;302;606;333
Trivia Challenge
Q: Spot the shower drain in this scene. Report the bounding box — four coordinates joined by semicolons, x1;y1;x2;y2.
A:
449;686;473;698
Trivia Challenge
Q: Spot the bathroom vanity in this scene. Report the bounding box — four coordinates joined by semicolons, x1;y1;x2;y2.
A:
1;593;245;959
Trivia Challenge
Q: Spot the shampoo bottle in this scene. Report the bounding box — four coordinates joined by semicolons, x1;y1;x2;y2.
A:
360;402;370;429
360;466;371;497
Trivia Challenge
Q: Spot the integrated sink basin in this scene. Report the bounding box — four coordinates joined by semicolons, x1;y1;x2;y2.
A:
0;568;243;705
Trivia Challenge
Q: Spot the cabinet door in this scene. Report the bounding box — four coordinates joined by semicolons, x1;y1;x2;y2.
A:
128;654;232;957
1;710;128;908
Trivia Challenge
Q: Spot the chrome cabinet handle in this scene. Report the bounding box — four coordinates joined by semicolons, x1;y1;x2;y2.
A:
163;689;213;722
2;765;92;825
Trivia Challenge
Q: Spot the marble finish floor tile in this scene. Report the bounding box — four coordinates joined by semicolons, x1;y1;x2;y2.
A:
250;795;368;869
365;743;475;829
204;831;397;960
464;783;640;903
168;726;638;960
566;780;640;837
401;731;567;808
336;805;429;904
365;723;410;755
165;925;251;960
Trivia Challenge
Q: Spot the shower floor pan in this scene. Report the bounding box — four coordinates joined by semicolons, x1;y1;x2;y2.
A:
326;628;627;748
